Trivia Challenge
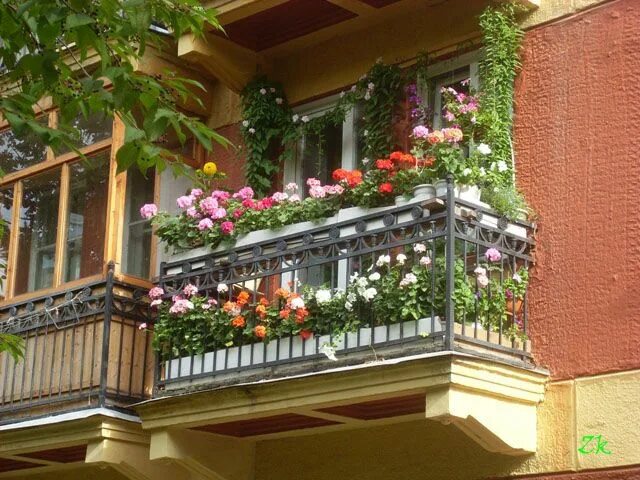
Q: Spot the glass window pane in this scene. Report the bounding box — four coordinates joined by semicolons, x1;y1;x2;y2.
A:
122;168;154;279
59;113;113;153
0;187;14;300
299;123;342;193
0;117;49;174
63;152;110;282
14;170;61;295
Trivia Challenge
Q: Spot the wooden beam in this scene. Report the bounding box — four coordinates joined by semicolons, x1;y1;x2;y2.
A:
5;181;22;299
204;0;290;25
326;0;376;16
177;32;268;93
53;162;70;287
104;117;127;276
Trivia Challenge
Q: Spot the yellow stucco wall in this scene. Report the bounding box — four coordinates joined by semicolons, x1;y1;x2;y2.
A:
253;369;640;480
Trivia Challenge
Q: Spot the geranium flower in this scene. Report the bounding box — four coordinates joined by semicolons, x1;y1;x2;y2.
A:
237;291;250;306
442;127;463;143
376;254;391;267
169;298;194;314
197;218;214;231
290;296;305;310
300;329;313;340
427;130;445;144
399;273;418;287
375;159;394;171
419;256;432;267
412;126;429;138
474;266;487;277
231;316;246;328
190;188;203;198
512;273;522;283
254;325;267;338
139;204;158;219
315;289;332;304
306;178;321;187
485;248;502;262
477;144;492;156
413;243;427;253
396;254;407;265
477;275;489;288
233;186;255;201
182;284;198;297
362;288;377;301
368;272;381;281
279;308;291;319
220;221;234;234
148;286;164;300
378;183;393;194
217;284;228;293
176;195;194;209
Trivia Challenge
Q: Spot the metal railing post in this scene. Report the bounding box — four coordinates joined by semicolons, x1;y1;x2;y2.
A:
99;261;115;407
444;174;456;351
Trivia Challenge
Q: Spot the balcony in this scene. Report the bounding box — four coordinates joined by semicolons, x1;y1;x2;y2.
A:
156;185;535;392
0;267;153;424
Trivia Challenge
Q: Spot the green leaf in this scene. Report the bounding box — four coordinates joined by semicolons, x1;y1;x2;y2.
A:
66;13;95;29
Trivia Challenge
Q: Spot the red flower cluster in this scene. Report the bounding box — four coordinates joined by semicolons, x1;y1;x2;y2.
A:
378;183;393;194
375;159;394;171
332;168;363;187
389;151;417;166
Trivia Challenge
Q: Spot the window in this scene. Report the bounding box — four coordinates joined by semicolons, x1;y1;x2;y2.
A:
418;51;479;129
285;96;361;193
0;111;115;299
122;167;155;279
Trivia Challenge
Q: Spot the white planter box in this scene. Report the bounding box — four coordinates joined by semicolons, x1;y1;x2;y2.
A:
478;212;528;238
163;317;443;381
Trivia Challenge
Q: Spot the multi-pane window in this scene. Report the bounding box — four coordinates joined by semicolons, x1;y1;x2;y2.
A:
123;167;155;279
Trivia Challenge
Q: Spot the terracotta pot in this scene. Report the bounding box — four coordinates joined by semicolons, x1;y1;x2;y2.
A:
505;298;523;317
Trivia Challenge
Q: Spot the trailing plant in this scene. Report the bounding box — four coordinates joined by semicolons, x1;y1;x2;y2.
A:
477;3;524;186
239;60;404;193
239;77;296;196
481;184;530;221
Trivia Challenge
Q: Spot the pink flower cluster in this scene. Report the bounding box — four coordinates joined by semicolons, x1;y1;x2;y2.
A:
140;204;158;219
307;178;345;199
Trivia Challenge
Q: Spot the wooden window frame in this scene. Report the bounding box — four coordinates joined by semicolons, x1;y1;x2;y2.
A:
0;112;151;306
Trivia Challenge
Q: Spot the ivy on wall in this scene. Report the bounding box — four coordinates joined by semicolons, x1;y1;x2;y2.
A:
477;3;524;186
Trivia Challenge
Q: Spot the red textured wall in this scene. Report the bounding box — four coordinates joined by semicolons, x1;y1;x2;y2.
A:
514;0;640;379
207;123;248;191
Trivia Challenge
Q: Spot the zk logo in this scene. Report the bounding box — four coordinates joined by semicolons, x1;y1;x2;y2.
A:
577;435;612;455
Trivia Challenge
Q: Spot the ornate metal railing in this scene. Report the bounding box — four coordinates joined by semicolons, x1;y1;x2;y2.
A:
156;179;534;391
0;264;153;422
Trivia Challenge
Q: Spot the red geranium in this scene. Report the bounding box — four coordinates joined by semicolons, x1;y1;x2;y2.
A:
389;151;404;161
375;159;394;171
332;168;363;187
332;168;349;182
378;183;393;194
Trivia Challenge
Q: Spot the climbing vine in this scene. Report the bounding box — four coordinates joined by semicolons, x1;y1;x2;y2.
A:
477;2;524;186
239;61;403;194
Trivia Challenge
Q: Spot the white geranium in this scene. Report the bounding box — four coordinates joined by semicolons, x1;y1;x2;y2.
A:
349;272;359;283
477;143;492;155
368;272;381;281
259;88;267;95
347;292;357;303
292;114;299;122
217;284;228;293
345;301;353;311
356;277;368;288
512;273;522;283
413;243;427;253
462;168;472;176
290;297;305;309
376;254;391;267
396;253;407;265
362;288;377;301
479;167;486;176
301;115;309;123
497;160;509;172
419;256;431;267
474;266;487;277
242;120;249;127
315;289;332;304
399;273;418;288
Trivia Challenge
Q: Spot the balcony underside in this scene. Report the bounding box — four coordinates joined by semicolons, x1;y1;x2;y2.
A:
139;354;547;463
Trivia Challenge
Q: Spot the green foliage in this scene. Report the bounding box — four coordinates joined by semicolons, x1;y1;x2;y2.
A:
360;62;402;160
481;184;530;220
0;333;24;362
477;3;524;185
239;61;403;194
0;0;227;175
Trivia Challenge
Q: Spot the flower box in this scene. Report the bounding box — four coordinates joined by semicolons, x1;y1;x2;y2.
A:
162;202;429;271
163;317;443;381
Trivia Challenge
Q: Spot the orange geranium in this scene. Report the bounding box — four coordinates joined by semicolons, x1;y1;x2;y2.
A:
279;308;291;319
299;329;313;340
253;325;267;339
275;288;290;299
223;301;236;313
231;316;246;328
295;307;309;324
259;297;270;306
255;304;267;319
237;291;250;306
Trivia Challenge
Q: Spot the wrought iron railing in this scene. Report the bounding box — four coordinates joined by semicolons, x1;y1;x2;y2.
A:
0;264;153;422
156;179;534;390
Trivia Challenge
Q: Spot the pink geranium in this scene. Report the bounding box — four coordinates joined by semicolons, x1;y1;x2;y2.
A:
211;190;231;202
210;207;227;220
309;185;326;198
242;198;256;209
176;195;194;209
485;248;502;262
148;286;164;299
169;298;194;315
198;218;214;230
140;204;158;219
190;188;204;198
199;197;219;216
271;191;289;203
412;125;429;138
306;178;321;187
221;221;234;234
183;283;198;297
233;186;254;201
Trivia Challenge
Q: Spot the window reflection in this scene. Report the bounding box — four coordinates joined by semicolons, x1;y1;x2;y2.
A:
123;168;154;279
0;117;48;174
0;188;13;299
14;171;61;295
63;152;110;282
59;113;113;153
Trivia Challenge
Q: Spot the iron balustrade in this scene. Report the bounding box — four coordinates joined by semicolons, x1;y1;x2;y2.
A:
0;264;153;422
156;178;535;390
